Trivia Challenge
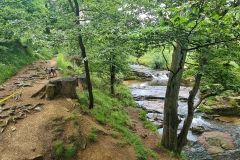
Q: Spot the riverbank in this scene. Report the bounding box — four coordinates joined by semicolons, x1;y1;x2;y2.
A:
125;64;240;160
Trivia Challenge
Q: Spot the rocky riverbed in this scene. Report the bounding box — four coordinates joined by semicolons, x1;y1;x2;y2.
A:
125;64;240;160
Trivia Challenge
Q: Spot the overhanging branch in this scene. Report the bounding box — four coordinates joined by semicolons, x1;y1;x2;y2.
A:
185;34;240;51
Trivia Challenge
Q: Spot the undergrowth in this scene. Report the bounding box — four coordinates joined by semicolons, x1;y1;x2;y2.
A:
52;112;82;159
157;141;187;160
55;141;78;158
0;39;55;84
139;109;158;132
77;77;159;160
56;49;166;160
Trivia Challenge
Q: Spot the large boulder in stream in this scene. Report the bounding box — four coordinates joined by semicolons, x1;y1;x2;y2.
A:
198;131;235;154
200;96;240;116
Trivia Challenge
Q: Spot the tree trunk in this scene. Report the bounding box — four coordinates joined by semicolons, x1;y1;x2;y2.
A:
73;0;94;109
177;53;206;153
161;43;187;152
45;84;55;99
110;56;116;96
32;78;78;100
76;74;88;92
49;78;78;99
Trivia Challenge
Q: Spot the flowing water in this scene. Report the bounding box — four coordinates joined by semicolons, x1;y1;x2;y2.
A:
125;64;240;160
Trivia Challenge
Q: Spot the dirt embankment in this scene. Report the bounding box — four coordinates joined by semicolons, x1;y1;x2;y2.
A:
0;57;176;160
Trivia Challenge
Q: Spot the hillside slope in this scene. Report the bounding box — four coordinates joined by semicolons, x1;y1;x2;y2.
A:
0;57;177;160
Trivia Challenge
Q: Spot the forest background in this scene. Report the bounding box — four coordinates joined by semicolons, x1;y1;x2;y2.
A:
0;0;240;159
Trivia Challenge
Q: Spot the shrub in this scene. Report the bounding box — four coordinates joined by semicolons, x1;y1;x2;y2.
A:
88;133;97;142
55;141;77;158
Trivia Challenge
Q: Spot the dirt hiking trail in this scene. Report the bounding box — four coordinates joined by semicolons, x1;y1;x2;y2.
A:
0;56;176;160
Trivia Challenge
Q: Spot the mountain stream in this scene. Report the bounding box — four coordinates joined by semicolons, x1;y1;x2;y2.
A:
124;64;240;160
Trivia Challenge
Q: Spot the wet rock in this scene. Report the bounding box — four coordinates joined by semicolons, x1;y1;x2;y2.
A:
149;119;163;128
147;113;163;121
141;100;164;113
191;126;205;134
216;149;240;160
201;96;240;116
211;106;240;116
184;141;212;160
198;131;235;154
214;117;232;123
201;114;220;120
132;71;152;79
153;121;163;128
149;79;168;86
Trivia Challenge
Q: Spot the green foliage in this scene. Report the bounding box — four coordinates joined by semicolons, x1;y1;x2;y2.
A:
111;130;119;138
90;88;131;126
200;51;240;94
55;126;63;132
139;109;157;132
88;128;98;142
77;91;90;108
229;99;238;107
221;90;237;97
113;123;158;160
148;48;172;69
199;104;213;114
157;141;164;149
56;52;72;76
65;110;79;125
168;150;187;160
54;141;77;158
0;40;55;84
77;74;154;159
0;123;7;128
88;133;97;142
115;84;136;107
158;141;186;159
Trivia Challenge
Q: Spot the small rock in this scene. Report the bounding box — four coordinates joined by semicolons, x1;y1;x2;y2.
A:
141;134;147;138
0;86;5;91
11;126;17;132
191;126;205;134
31;155;43;160
34;107;43;112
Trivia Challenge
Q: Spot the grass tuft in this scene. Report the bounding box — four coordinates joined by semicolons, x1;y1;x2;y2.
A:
55;141;77;158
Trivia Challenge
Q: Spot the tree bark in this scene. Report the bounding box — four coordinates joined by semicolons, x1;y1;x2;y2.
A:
49;78;78;99
76;74;88;92
45;84;55;100
73;0;94;109
161;43;187;152
110;56;116;96
177;52;206;153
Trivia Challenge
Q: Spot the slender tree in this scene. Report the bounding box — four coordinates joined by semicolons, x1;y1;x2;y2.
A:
71;0;94;109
